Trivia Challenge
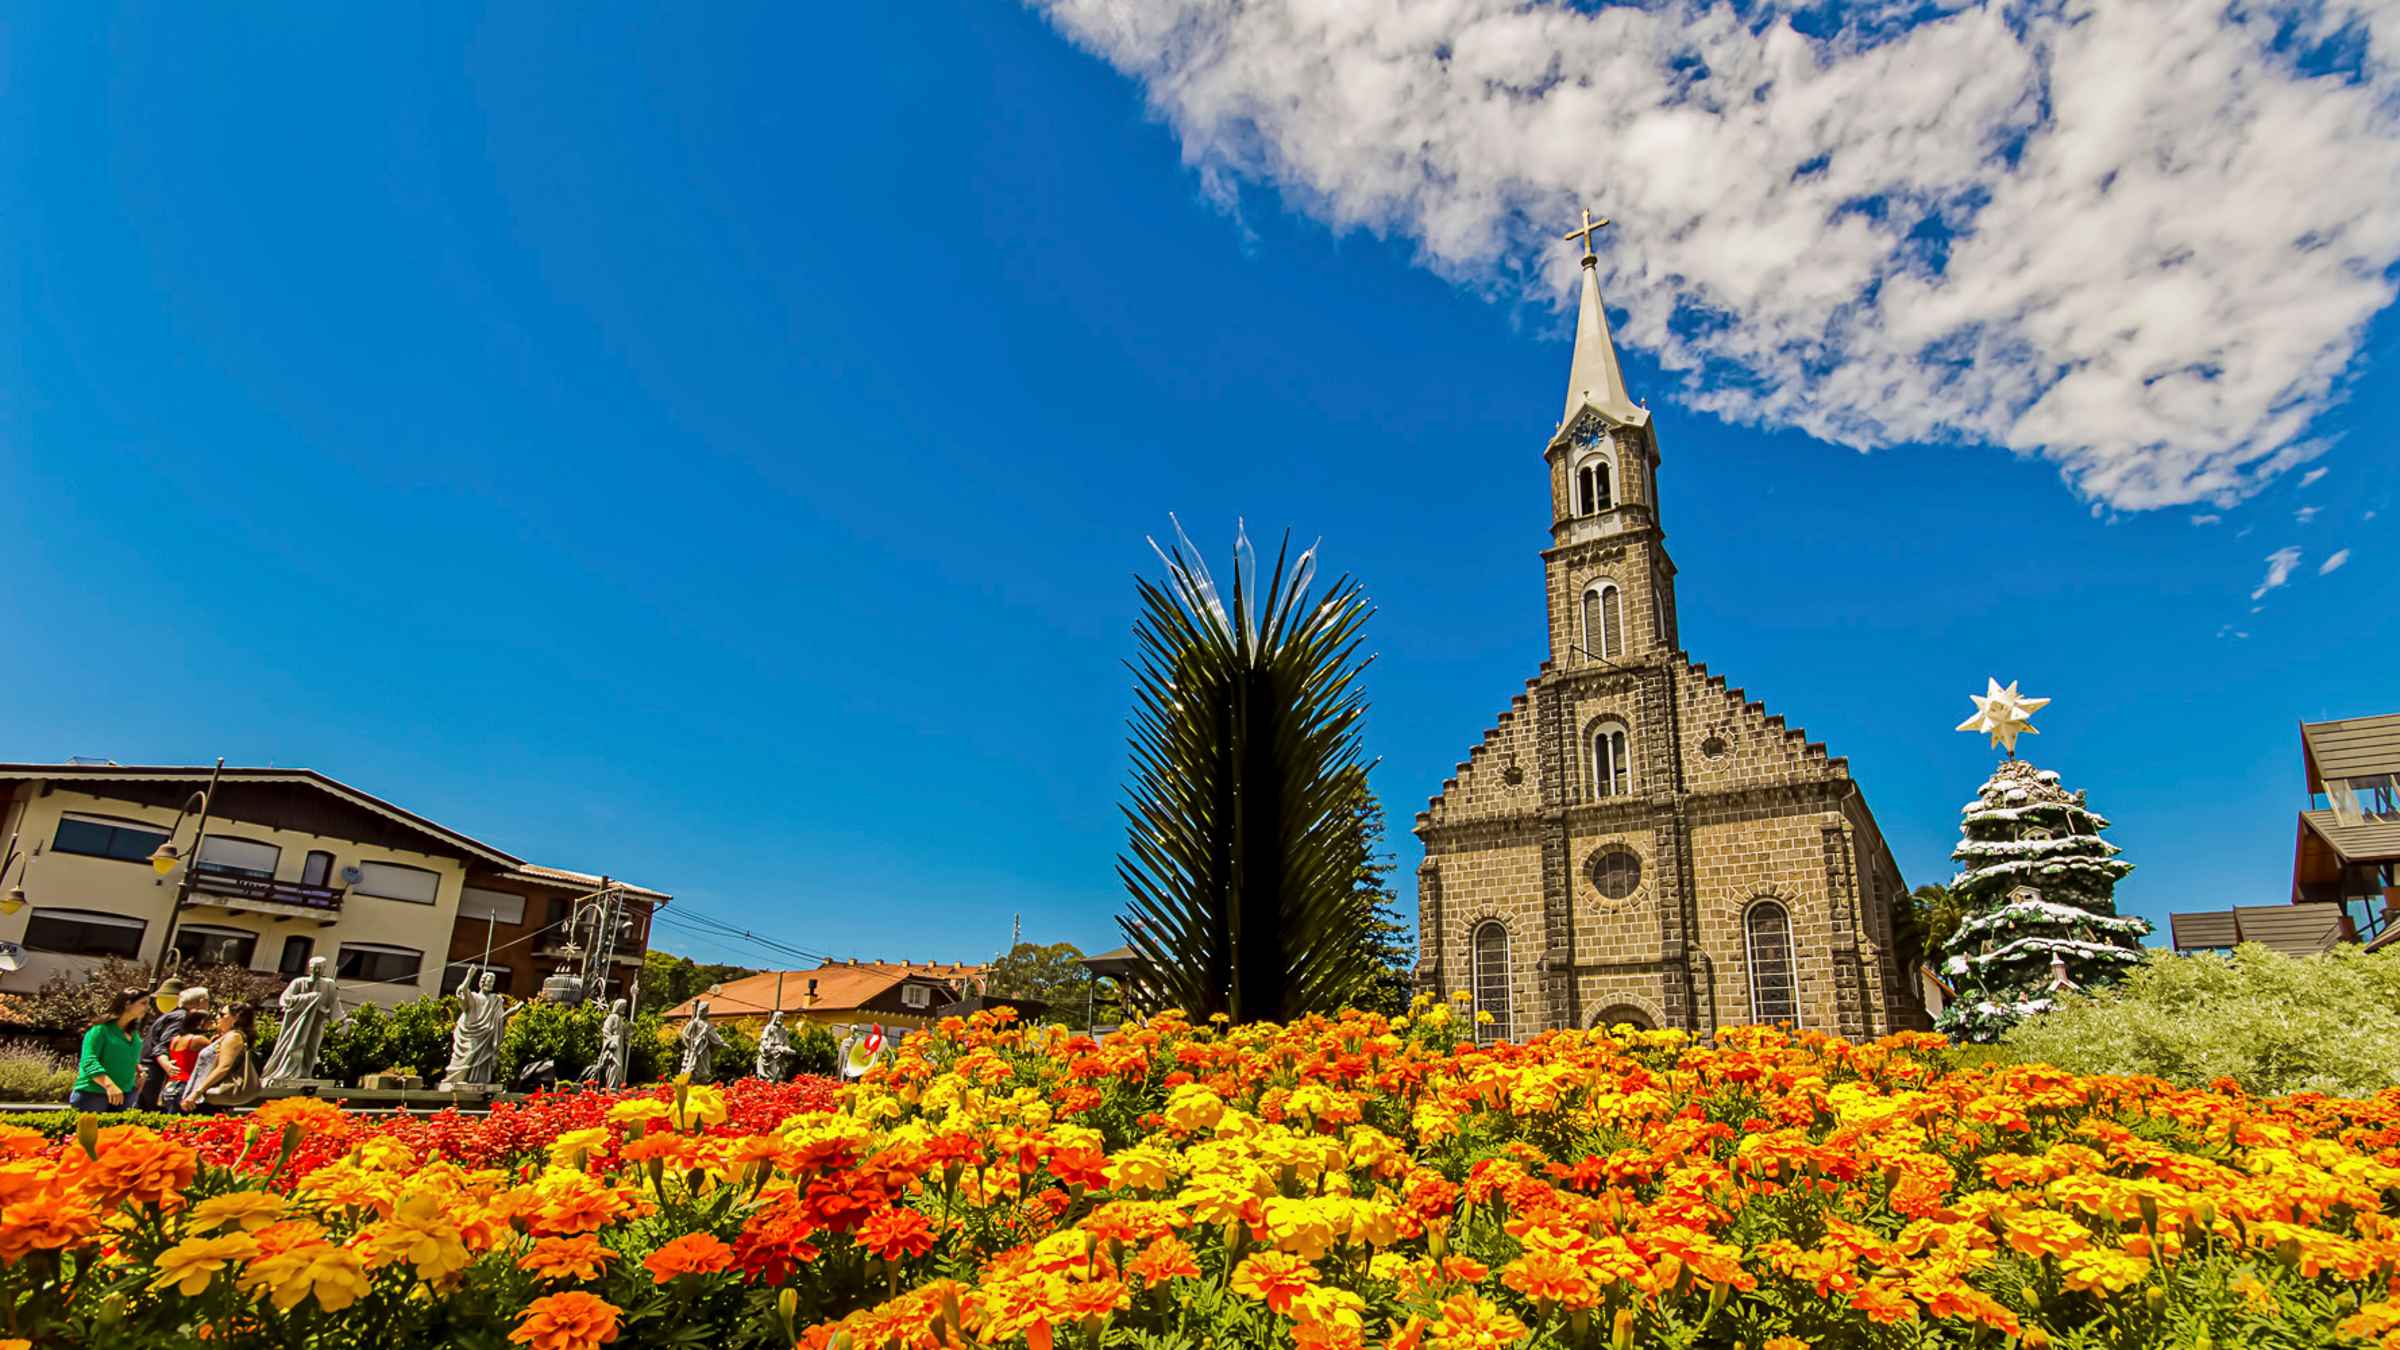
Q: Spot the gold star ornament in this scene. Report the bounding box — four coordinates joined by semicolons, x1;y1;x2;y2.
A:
1956;677;2051;755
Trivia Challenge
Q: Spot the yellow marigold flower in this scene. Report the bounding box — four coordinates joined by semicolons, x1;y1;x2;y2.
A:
1290;1283;1365;1331
606;1098;671;1124
1105;1145;1179;1193
241;1241;372;1313
1230;1251;1319;1314
2058;1246;2149;1296
1999;1209;2091;1260
1179;1173;1257;1226
357;1190;474;1283
548;1128;611;1170
1263;1196;1345;1261
187;1190;289;1234
1164;1085;1225;1134
670;1084;728;1132
149;1233;262;1297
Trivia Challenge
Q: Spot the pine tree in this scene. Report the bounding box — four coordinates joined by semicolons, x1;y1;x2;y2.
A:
1935;758;2147;1042
1337;767;1416;1016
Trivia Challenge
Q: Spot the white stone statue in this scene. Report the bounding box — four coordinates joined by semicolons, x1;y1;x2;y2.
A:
261;956;341;1086
678;1001;726;1082
754;1011;794;1082
584;998;630;1089
437;970;520;1091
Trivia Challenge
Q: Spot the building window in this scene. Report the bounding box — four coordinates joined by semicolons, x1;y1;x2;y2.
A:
1471;921;1510;1043
336;943;424;985
22;907;146;959
1745;900;1800;1025
2328;774;2400;825
1651;579;1666;644
301;851;335;887
278;936;315;976
1580;583;1623;660
197;835;281;880
50;814;170;865
1574;459;1612;515
1592;724;1631;799
458;888;527;925
441;962;515;996
352;861;441;905
901;983;933;1009
174;925;258;969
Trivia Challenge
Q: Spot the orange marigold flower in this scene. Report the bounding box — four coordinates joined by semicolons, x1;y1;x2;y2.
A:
1126;1234;1202;1286
1426;1291;1529;1349
520;1234;615;1282
857;1207;936;1262
509;1291;621;1350
1230;1252;1320;1315
0;1187;102;1263
72;1126;197;1211
644;1232;734;1283
1500;1248;1599;1309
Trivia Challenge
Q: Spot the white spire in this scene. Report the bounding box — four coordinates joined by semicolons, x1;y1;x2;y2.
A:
1558;208;1645;429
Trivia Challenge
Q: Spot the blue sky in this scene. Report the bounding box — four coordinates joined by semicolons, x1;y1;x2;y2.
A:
3;4;2391;970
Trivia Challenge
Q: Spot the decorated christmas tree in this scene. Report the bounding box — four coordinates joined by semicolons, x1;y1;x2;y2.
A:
1935;679;2148;1042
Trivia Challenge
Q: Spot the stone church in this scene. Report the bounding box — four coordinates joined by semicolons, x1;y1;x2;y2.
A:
1413;223;1928;1041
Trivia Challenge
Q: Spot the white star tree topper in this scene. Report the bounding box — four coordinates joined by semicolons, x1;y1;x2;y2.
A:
1956;677;2051;755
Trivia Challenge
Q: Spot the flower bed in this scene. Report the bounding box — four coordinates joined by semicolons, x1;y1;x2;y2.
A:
1;1002;2397;1349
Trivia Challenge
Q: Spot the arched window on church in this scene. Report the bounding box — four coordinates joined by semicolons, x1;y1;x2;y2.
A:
1471;921;1510;1043
1581;583;1623;660
1575;459;1612;516
1651;579;1666;645
1744;900;1800;1025
1592;723;1630;799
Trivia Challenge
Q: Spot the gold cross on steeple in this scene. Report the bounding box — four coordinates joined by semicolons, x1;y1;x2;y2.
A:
1562;207;1610;261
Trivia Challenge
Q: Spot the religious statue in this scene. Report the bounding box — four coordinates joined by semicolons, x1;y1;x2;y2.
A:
583;998;630;1090
261;956;341;1086
678;1001;726;1082
437;970;520;1092
754;1010;794;1082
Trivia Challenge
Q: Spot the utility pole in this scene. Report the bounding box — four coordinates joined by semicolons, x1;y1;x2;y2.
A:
1010;912;1021;953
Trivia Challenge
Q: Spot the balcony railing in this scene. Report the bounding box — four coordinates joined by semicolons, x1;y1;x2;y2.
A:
187;867;346;917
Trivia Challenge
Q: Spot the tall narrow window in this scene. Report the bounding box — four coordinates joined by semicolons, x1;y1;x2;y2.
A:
301;850;334;887
1593;725;1631;799
278;936;315;976
1574;460;1612;515
1471;921;1510;1043
1651;580;1666;644
1580;584;1623;660
1745;901;1800;1025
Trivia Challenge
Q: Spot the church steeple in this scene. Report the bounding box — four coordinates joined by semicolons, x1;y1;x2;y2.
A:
1560;209;1645;429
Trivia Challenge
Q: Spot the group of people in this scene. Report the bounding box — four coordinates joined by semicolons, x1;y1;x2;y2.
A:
70;980;260;1115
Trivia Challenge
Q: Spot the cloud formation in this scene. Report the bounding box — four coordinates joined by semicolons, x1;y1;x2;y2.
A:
1030;0;2400;510
2301;467;2331;487
2250;545;2305;599
2297;504;2322;523
2320;547;2352;573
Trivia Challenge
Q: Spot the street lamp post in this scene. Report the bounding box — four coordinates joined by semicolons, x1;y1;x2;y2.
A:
0;833;28;917
147;757;226;983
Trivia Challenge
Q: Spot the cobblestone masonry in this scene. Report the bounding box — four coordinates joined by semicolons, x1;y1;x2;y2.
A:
1416;391;1929;1040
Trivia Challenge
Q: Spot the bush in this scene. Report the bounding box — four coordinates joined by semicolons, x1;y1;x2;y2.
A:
305;995;457;1086
2001;942;2400;1096
0;1040;74;1103
788;1020;839;1077
22;957;285;1032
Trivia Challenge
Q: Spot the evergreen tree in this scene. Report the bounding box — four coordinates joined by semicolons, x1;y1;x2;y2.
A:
1935;758;2147;1042
1337;768;1415;1016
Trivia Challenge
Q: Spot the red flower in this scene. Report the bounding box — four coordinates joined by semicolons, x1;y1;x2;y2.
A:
856;1207;936;1262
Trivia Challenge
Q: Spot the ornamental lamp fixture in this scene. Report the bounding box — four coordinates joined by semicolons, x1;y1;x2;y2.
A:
148;842;183;876
0;887;21;917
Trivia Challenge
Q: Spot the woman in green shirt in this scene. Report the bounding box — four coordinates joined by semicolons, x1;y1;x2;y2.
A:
69;987;150;1113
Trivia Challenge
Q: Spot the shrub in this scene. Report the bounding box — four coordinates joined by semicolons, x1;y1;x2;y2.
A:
0;1039;74;1102
787;1020;839;1077
2002;942;2400;1095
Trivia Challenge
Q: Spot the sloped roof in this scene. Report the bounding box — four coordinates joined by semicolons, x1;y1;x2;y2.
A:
0;763;519;866
2169;902;2349;957
2301;713;2400;790
499;863;671;903
2299;808;2400;865
663;959;984;1020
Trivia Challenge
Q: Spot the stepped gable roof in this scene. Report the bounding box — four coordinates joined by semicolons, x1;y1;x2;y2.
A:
2301;712;2400;790
663;958;984;1020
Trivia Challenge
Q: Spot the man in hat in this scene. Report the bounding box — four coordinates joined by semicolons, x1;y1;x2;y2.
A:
137;982;210;1110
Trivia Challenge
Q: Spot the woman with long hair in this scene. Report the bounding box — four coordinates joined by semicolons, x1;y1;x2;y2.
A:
69;987;151;1114
182;1001;260;1113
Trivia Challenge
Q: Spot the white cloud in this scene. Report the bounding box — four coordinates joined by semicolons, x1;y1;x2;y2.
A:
2297;504;2322;523
2301;467;2330;487
2190;513;2222;525
2250;545;2304;599
2320;547;2352;574
2217;624;2252;639
1031;0;2400;511
2368;509;2381;521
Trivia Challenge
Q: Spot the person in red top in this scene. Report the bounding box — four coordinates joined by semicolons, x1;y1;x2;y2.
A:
162;1025;212;1111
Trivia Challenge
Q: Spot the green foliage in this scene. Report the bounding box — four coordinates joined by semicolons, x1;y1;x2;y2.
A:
11;1108;189;1137
2001;943;2400;1096
1893;882;1962;975
787;1021;838;1077
0;1040;75;1103
309;996;456;1086
1116;523;1380;1022
499;999;601;1085
984;941;1122;1027
21;956;283;1031
640;949;758;1010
